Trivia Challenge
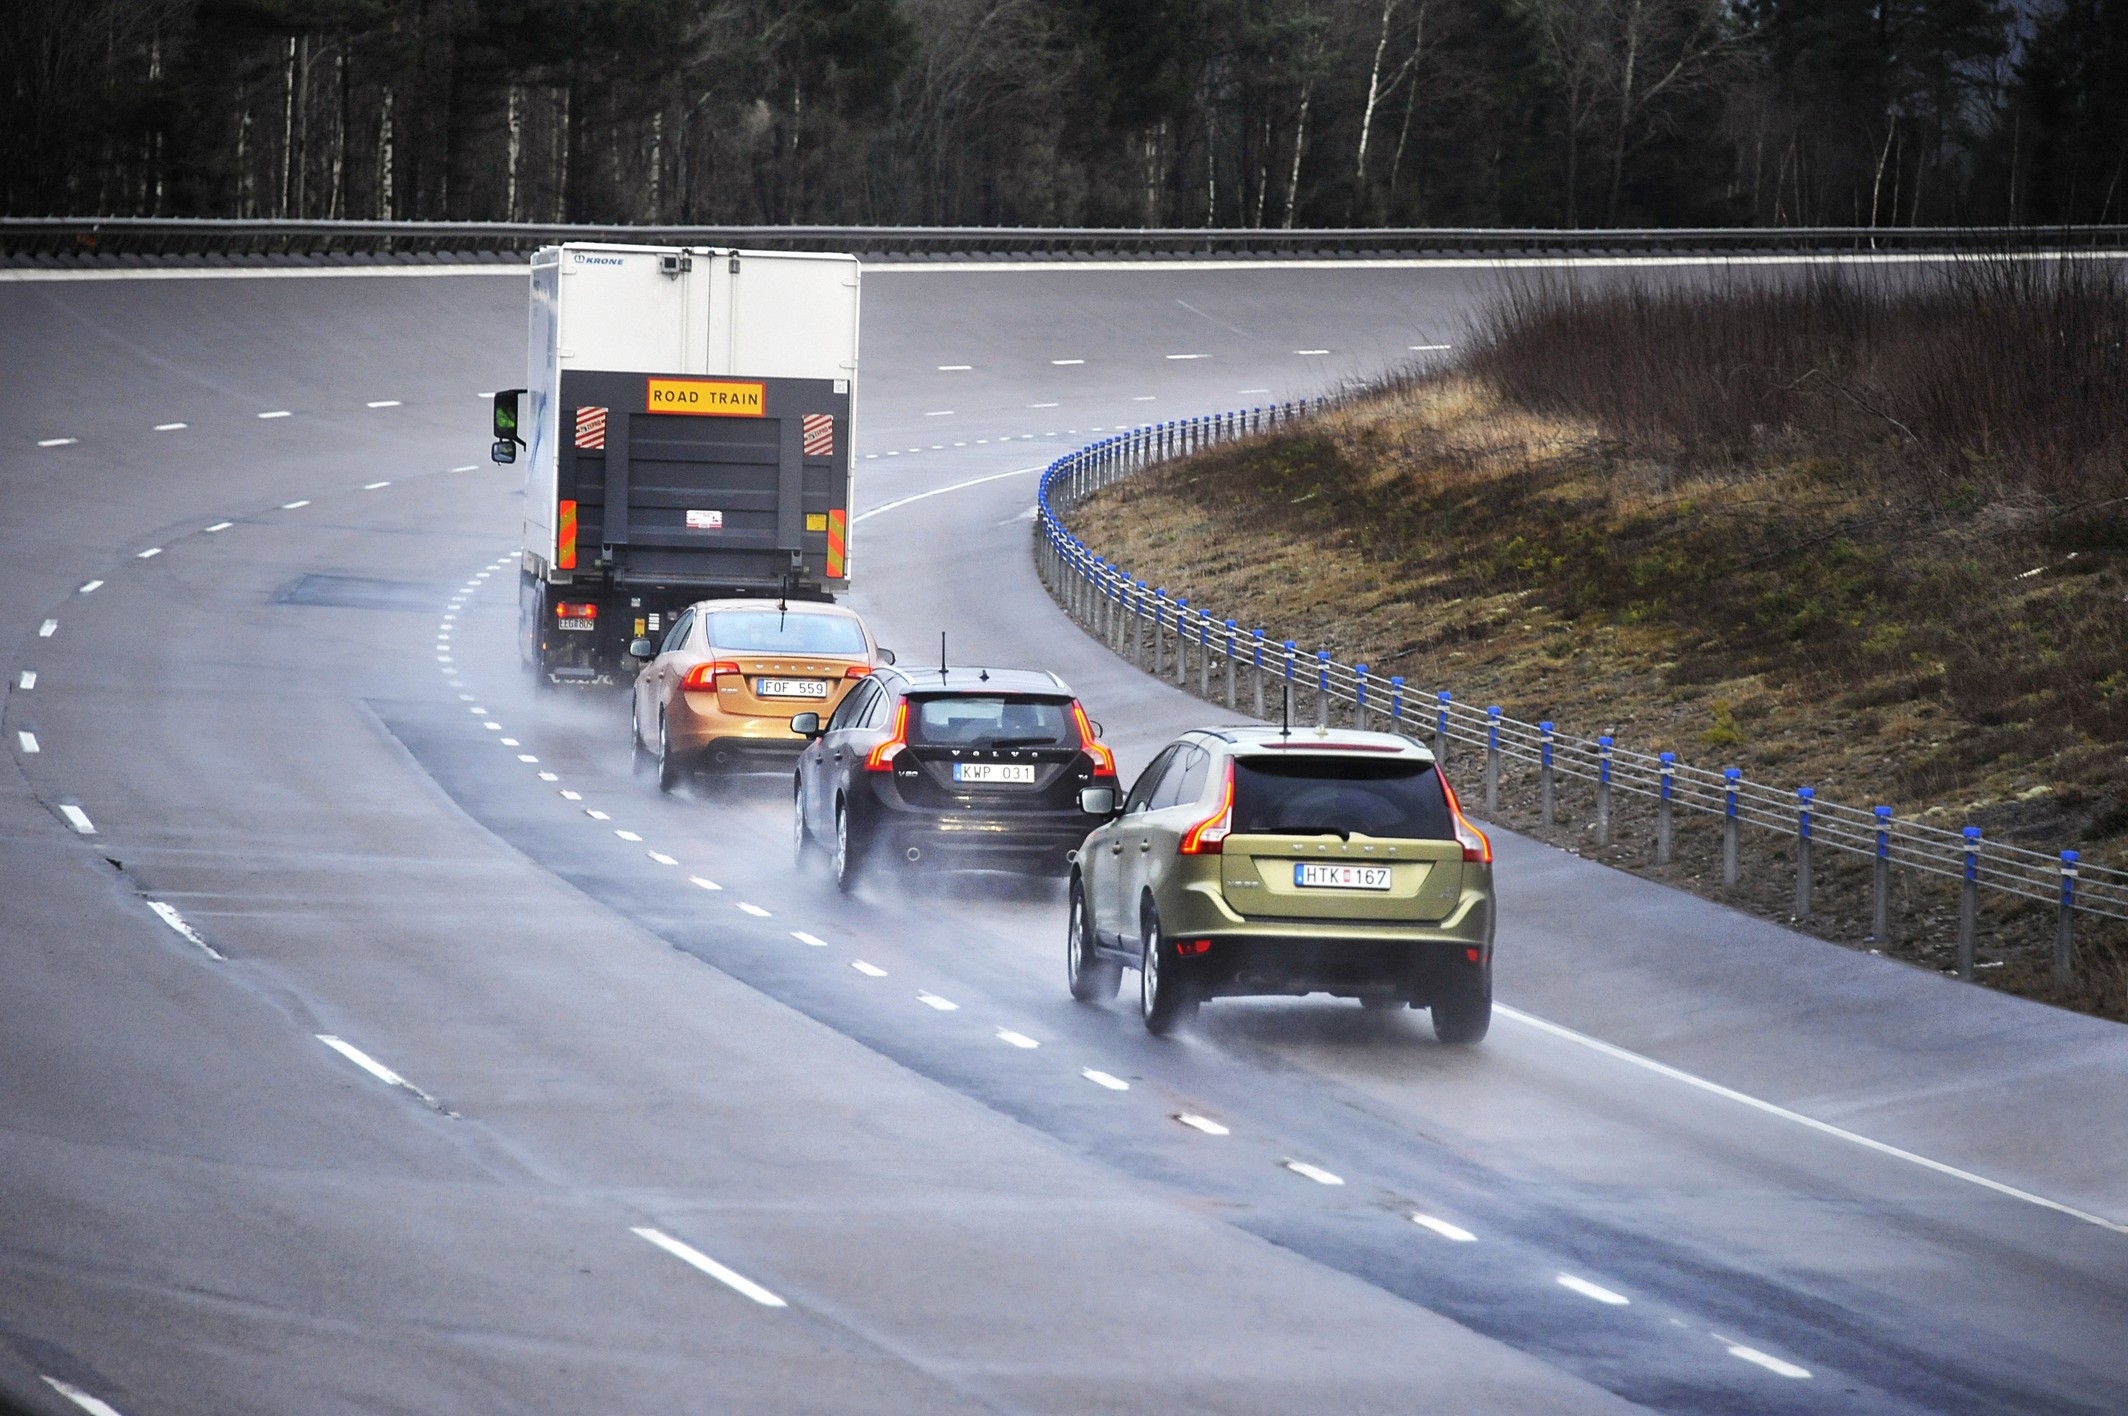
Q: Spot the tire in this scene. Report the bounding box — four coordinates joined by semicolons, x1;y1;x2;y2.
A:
1138;902;1197;1035
1431;969;1492;1045
832;798;866;894
655;711;680;794
792;778;818;874
631;694;651;776
1067;876;1121;1002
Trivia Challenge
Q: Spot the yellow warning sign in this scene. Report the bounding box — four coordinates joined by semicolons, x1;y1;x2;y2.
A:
805;513;828;532
646;378;765;417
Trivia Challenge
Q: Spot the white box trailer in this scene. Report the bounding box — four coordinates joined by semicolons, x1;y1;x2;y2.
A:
493;242;861;683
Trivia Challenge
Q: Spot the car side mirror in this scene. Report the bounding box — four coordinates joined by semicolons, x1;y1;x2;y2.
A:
1090;720;1105;740
790;711;823;738
1079;787;1119;817
876;647;896;666
628;638;654;659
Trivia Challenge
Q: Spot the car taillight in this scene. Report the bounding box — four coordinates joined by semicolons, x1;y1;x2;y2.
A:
845;665;872;679
681;659;741;691
1070;701;1115;778
864;699;909;771
1439;775;1492;864
1179;762;1234;855
556;602;597;620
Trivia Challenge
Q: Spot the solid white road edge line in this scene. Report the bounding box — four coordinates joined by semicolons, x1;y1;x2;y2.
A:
1556;1274;1630;1305
630;1227;787;1308
146;901;223;960
1495;1004;2128;1235
41;1376;127;1416
853;465;1044;524
1284;1160;1344;1186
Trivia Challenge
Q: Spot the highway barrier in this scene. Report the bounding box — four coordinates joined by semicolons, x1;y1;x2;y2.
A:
1032;405;2125;981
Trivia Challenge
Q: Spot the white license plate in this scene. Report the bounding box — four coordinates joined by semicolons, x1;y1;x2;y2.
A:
556;619;595;631
954;762;1035;784
1295;863;1392;891
756;678;827;699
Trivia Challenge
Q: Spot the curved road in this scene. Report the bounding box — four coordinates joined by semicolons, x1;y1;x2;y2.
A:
3;258;2127;1416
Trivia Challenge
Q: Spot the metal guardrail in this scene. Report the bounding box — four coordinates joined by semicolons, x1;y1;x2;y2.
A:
1032;405;2125;982
6;217;2128;262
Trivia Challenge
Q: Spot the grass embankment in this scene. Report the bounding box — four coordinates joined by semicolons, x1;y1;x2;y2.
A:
1069;262;2128;1017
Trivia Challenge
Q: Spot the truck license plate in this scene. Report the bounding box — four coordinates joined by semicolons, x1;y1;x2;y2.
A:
1295;863;1392;891
954;762;1035;784
756;678;827;698
556;619;595;631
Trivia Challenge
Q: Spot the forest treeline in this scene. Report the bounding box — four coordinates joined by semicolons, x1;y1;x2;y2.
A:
4;0;2124;228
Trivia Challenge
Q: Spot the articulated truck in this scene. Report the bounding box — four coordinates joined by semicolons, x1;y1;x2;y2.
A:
493;242;861;684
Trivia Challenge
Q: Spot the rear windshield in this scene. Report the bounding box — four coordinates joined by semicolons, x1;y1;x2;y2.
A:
1232;756;1454;840
909;695;1076;749
703;611;868;656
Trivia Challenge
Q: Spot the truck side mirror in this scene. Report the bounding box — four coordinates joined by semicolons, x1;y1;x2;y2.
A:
876;647;896;666
790;712;823;737
490;438;516;465
628;638;654;659
1079;787;1119;817
491;388;526;464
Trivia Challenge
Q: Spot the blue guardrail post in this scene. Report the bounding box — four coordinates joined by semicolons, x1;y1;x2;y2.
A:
1795;787;1814;921
1958;826;1981;980
1871;806;1892;940
1722;768;1741;887
2057;851;2079;987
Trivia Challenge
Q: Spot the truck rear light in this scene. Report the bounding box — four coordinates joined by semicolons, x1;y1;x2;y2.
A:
864;699;909;771
1070;701;1115;778
1179;762;1235;855
556;602;597;620
1439;775;1492;864
681;659;741;691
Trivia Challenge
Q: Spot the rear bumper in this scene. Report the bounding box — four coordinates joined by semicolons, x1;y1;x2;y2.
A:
867;805;1101;873
1150;887;1494;1002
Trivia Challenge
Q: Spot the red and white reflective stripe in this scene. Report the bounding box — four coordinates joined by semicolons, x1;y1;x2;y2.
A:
575;406;608;450
802;413;833;458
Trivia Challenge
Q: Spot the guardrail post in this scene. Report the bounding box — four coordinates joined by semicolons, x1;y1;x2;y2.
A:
1133;581;1149;669
1355;665;1370;730
1199;613;1211;695
1315;651;1331;727
1722;769;1741;886
1958;826;1980;980
1252;630;1266;718
2056;851;2078;987
1282;641;1297;722
1174;599;1189;685
1485;707;1502;814
1871;806;1892;940
1224;621;1238;710
1539;722;1555;826
1153;591;1168;676
1435;692;1452;771
1596;736;1613;846
1657;752;1675;864
1795;787;1814;920
1390;676;1405;735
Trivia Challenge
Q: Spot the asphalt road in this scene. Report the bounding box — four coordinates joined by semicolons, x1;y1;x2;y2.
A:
3;257;2127;1416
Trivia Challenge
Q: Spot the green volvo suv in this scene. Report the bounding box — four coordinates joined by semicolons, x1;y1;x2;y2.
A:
1066;726;1496;1041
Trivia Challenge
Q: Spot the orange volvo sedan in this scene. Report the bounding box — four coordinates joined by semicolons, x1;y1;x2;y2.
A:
628;599;888;790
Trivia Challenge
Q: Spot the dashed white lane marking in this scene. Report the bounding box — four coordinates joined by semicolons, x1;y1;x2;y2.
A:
854;465;1044;524
1411;1213;1477;1242
1239;387;1270;394
1028;401;1059;408
364;480;391;490
648;851;678;866
1164;353;1207;360
1719;1340;1811;1379
690;876;723;891
315;1034;451;1113
916;992;958;1011
1051;358;1086;366
1082;1069;1129;1091
1409;343;1453;351
17;670;34;689
258;410;292;419
1131;395;1156;401
937;364;972;371
1175;1113;1229;1136
560;790;582;800
516;754;538;763
851;960;887;977
450;464;476;472
538;772;558;782
585;808;608;819
58;804;95;834
37;437;79;448
136;547;162;559
499;737;518;745
995;1029;1039;1049
1284;1160;1345;1186
41;1375;127;1416
205;521;232;532
1496;1005;2128;1235
1294;348;1331;356
154;422;187;431
923;409;954;417
366;400;402;408
79;580;103;594
631;1227;787;1308
147;900;223;959
1556;1274;1630;1306
39;620;59;637
614;830;643;843
281;499;310;510
18;731;40;754
737;901;770;917
483;721;502;730
791;931;828;947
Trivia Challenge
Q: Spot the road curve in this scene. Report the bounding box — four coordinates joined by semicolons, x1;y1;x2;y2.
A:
3;259;2126;1416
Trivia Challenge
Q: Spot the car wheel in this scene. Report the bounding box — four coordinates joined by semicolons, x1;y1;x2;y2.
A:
1431;969;1492;1045
832;798;865;894
792;778;817;873
1138;902;1196;1035
1067;876;1121;1002
631;694;651;776
655;711;680;794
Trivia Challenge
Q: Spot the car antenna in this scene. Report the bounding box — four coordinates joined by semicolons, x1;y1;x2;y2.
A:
939;631;948;681
776;596;788;632
1281;682;1292;741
